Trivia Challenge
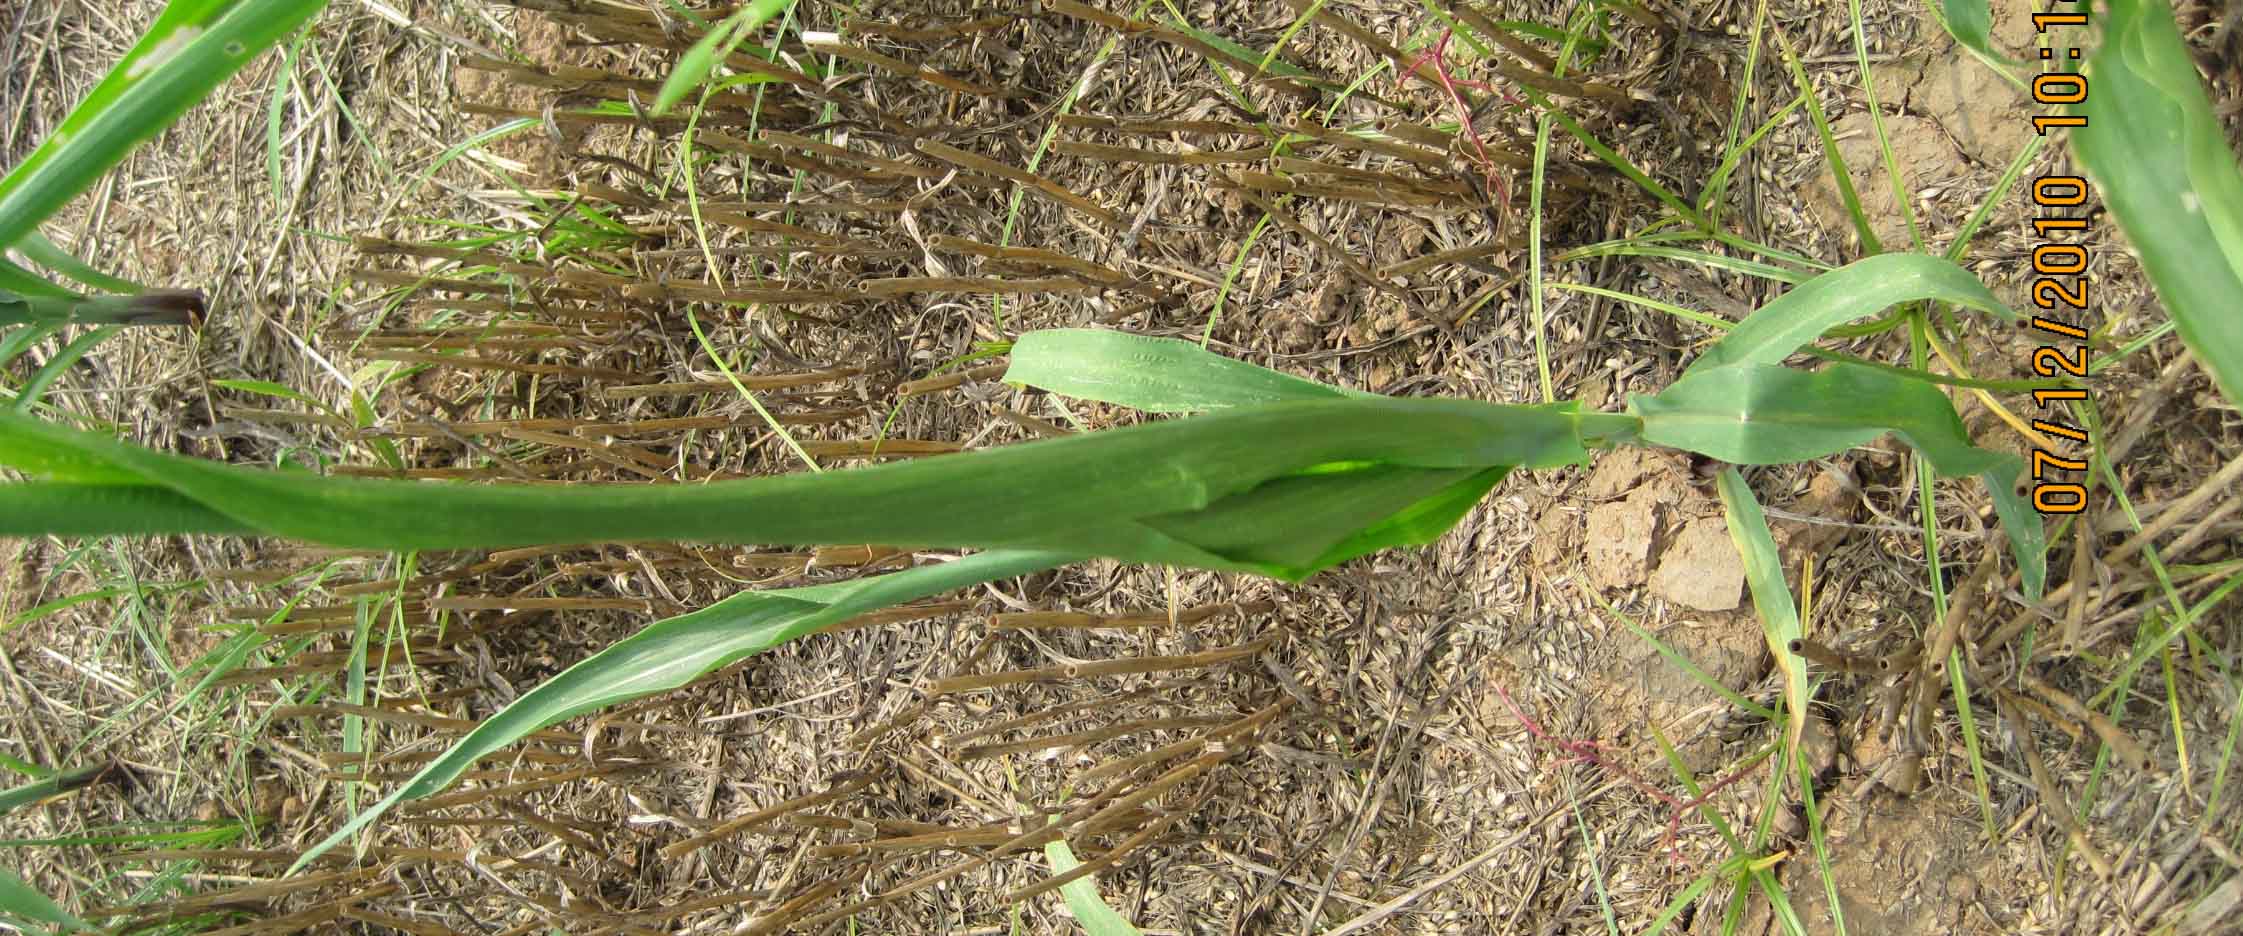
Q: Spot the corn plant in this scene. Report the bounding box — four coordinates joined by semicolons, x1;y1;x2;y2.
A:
5;0;2234;899
1927;0;2243;405
0;248;2048;867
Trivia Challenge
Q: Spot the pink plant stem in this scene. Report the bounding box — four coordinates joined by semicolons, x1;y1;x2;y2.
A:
1495;684;1774;863
1396;27;1513;215
1494;684;1679;808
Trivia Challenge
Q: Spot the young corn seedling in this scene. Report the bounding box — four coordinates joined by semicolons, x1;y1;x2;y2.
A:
13;0;2242;917
0;247;2050;868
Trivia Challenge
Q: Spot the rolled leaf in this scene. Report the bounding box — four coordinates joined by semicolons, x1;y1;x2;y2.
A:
0;395;1603;582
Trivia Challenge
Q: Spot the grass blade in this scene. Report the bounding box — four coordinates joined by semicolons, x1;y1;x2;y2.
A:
1772;25;1879;253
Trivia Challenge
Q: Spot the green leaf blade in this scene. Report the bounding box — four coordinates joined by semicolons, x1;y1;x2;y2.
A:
1636;363;2045;599
0;395;1594;580
1937;0;2005;64
2075;0;2243;406
0;0;330;252
1634;363;2004;476
293;548;1074;872
1045;839;1145;936
1715;468;1807;762
651;0;798;115
1005;328;1363;413
0;865;91;933
1685;253;2015;377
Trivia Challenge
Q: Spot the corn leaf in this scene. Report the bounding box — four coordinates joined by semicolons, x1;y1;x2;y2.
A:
1045;838;1145;935
0;396;1602;582
293;547;1075;872
0;479;265;537
1684;253;2015;377
0;765;109;817
14;234;140;296
0;866;87;933
1634;362;2045;598
0;0;328;253
1635;363;2005;474
10;327;120;415
1934;0;2009;66
1005;328;1368;412
1715;469;1808;767
0;326;61;374
2075;0;2243;406
1144;464;1507;569
0;259;83;300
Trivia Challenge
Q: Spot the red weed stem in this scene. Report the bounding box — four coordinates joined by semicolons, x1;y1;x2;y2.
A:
1396;27;1517;220
1495;685;1774;864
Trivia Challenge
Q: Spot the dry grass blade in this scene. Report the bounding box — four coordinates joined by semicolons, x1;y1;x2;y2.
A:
954;715;1230;760
660;770;884;859
1058;113;1259;137
1001;791;1212;902
358;350;636;381
915;138;1121;225
600;368;860;398
896;362;1009;397
929;636;1279;693
803;35;1015;98
1054;140;1275;166
2017;671;2161;776
1077;701;1290;783
990;599;1272;630
2001;704;2116;880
